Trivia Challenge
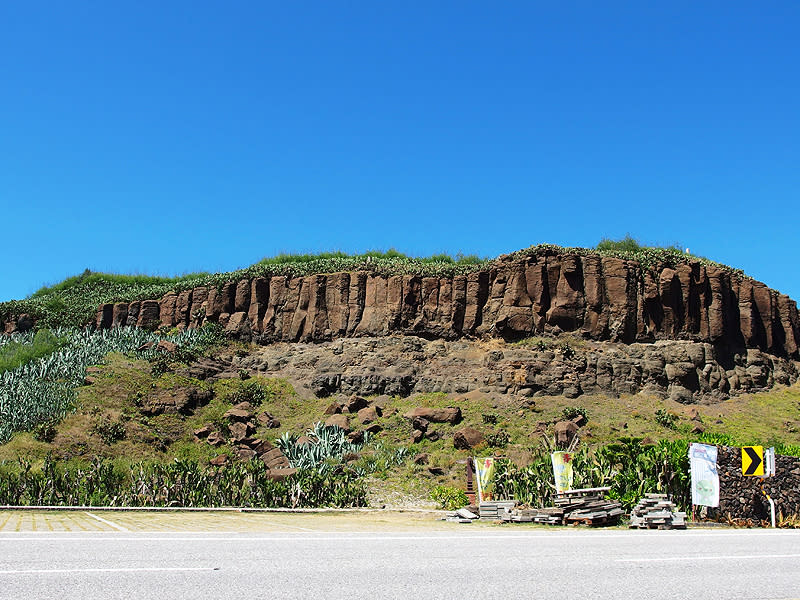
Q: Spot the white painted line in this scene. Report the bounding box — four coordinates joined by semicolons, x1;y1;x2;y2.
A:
0;567;218;575
619;554;800;563
83;512;129;532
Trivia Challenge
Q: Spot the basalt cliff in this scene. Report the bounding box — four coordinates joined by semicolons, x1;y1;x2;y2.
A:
83;248;799;403
94;250;798;357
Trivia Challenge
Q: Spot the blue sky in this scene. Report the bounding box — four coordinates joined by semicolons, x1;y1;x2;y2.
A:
1;1;798;302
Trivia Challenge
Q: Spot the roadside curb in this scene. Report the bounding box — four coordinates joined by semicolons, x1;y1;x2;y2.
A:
0;504;447;515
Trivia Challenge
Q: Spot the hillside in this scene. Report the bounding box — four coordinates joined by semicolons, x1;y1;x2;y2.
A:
2;242;799;513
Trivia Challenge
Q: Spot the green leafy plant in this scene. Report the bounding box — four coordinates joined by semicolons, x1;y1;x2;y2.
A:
0;455;367;508
485;430;510;448
92;417;126;445
655;409;678;430
562;406;588;422
0;325;220;443
430;485;469;510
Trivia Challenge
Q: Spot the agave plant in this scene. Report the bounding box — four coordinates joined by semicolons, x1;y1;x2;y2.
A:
0;326;219;442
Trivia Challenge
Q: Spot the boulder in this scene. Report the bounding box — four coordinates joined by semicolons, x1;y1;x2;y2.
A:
193;425;214;439
207;431;225;446
413;453;429;465
554;420;579;447
265;467;297;481
228;421;253;442
357;406;380;424
343;395;369;413
237;448;256;461
209;454;229;466
403;407;462;425
261;448;291;469
347;430;364;444
223;407;254;422
141;387;213;416
324;401;343;415
256;412;281;428
411;417;429;432
453;427;484;449
325;414;351;431
254;440;274;455
156;340;178;354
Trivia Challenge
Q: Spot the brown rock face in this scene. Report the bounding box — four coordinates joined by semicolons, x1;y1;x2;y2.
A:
140;387;212;416
88;249;800;360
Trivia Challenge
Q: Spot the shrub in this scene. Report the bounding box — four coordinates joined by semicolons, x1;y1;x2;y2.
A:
32;421;58;443
655;409;678;430
430;485;469;510
562;406;588;422
92;417;126;444
485;430;510;448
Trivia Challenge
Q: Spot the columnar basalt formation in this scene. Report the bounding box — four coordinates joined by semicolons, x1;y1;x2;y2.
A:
93;250;800;361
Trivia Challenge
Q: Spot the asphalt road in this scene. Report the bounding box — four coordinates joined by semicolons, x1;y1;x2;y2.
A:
1;514;799;600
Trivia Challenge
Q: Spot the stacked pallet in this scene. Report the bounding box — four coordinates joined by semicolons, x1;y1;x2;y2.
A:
500;487;624;526
629;493;687;529
555;487;625;525
479;500;517;519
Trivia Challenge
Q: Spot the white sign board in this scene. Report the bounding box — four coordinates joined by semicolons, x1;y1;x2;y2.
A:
689;443;719;507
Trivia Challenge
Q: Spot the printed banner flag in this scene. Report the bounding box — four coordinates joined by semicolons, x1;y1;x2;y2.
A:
475;457;495;503
551;451;574;493
689;443;719;507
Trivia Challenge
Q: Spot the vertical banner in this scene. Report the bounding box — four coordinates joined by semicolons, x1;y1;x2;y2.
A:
474;457;495;503
689;443;719;507
551;451;573;493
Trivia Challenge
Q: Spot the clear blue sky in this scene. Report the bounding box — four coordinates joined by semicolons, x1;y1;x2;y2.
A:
2;1;798;302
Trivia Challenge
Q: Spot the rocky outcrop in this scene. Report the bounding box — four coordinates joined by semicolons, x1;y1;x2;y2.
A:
92;250;800;360
231;336;798;403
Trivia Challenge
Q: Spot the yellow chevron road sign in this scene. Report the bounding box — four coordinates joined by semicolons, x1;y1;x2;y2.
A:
742;446;764;476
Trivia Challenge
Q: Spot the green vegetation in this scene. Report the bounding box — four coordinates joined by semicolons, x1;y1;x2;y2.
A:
655;408;678;430
0;455;366;508
0;325;222;443
493;437;691;510
430;485;469;510
561;406;588;422
0;329;68;374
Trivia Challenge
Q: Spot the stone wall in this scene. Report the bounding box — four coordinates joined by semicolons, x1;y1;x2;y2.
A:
93;250;800;360
711;446;800;523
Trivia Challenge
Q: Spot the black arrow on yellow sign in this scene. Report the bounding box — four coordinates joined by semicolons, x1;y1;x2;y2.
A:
742;446;764;476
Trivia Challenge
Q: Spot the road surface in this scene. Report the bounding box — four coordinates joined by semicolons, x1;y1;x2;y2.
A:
0;510;798;600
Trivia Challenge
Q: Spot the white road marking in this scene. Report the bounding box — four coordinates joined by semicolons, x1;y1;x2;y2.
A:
0;567;218;575
0;531;798;543
619;554;800;563
83;512;129;532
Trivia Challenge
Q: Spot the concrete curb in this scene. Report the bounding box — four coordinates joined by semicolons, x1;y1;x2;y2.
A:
0;504;446;515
